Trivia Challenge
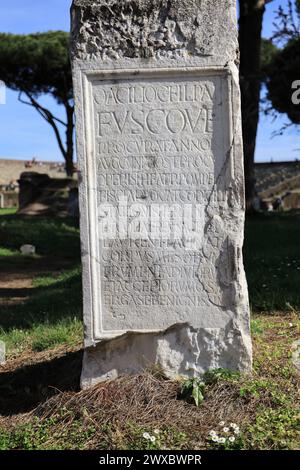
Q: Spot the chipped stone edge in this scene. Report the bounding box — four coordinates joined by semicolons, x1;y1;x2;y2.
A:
81;319;252;389
74;61;253;388
70;0;253;387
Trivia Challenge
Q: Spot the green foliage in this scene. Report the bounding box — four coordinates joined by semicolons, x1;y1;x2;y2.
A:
0;31;72;104
266;38;300;125
0;419;187;451
1;213;300;451
265;1;300;126
0;215;80;260
260;39;278;74
208;422;244;450
251;319;264;335
33;268;81;288
0;267;83;355
128;426;187;451
0;213;82;356
0;208;17;216
31;318;83;352
246;408;300;450
239;379;289;406
0;32;74;172
203;368;241;385
0;417;97;450
180;378;205;407
0;247;17;257
244;212;300;311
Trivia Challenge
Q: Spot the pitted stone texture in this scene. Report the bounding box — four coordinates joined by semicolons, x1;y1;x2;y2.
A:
81;322;252;388
71;0;252;388
71;0;238;62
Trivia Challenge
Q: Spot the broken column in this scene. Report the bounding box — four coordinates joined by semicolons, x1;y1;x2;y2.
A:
71;0;252;389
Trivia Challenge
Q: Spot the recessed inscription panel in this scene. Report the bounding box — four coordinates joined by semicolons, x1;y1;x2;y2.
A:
72;0;252;386
90;73;231;334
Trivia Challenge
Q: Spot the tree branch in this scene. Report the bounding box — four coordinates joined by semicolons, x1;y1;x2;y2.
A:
18;91;67;159
18;91;68;128
272;0;300;44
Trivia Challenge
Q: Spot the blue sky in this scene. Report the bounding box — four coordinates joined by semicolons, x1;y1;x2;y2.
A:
0;0;298;162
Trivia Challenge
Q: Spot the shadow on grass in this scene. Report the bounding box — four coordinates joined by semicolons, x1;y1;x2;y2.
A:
244;210;300;312
0;268;83;333
0;213;83;334
0;349;83;415
2;211;300;331
0;288;34;298
0;214;80;261
0;253;74;273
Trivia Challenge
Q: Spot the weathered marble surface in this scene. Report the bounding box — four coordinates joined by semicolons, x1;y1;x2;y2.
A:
71;0;252;389
71;0;238;62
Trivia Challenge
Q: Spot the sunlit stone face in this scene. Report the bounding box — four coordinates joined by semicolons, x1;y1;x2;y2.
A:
79;71;231;335
71;0;252;387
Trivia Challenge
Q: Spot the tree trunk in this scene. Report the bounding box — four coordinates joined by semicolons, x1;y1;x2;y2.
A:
239;0;268;211
65;104;75;177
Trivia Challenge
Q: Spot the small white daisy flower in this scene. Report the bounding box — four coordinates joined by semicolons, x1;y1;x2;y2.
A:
234;428;240;435
150;436;156;443
209;430;217;437
223;427;229;433
230;423;237;428
143;432;151;440
219;421;225;426
212;435;219;442
229;436;235;443
218;437;226;444
154;429;160;435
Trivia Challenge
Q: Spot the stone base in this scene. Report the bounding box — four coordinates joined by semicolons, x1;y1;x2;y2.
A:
81;322;252;389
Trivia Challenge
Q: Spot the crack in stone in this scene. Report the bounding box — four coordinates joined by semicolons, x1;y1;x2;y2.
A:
71;1;252;387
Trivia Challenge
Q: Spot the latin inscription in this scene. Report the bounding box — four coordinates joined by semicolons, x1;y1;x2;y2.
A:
92;75;228;331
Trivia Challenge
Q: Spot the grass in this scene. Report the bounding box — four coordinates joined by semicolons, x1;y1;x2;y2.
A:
0;214;80;260
0;247;18;257
1;210;299;357
0;314;299;450
244;210;300;312
31;318;83;352
0;210;299;449
0;208;17;216
0;267;83;357
0;213;82;358
2;317;83;356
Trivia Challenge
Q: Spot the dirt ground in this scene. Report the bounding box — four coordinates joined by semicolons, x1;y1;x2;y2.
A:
0;257;73;305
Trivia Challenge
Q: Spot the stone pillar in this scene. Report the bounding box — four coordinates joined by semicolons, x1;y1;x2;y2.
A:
71;0;252;389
